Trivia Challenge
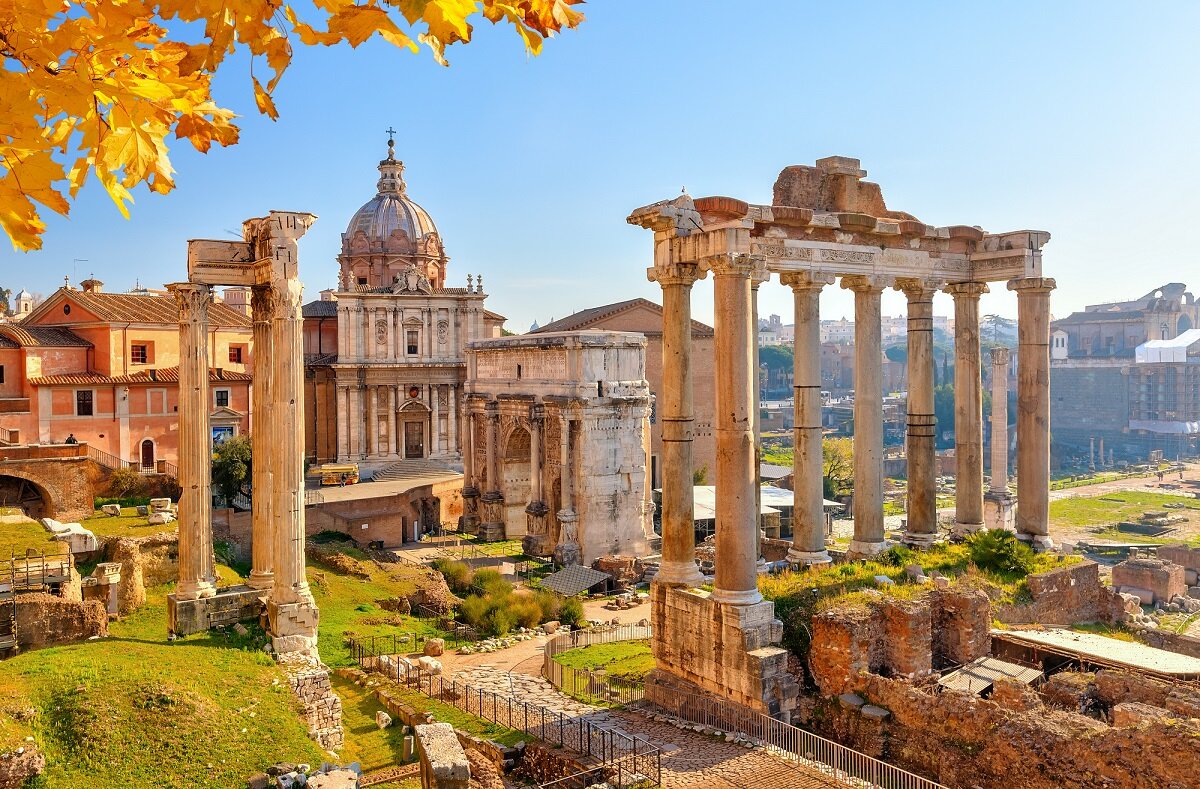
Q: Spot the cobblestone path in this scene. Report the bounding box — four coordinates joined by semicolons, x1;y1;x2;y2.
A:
453;666;841;788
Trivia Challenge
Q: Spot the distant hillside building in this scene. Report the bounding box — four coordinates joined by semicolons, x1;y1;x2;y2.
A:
1050;283;1200;462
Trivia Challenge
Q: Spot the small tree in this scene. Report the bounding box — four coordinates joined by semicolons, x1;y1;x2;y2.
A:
822;437;854;498
211;434;252;505
107;466;147;500
692;465;709;485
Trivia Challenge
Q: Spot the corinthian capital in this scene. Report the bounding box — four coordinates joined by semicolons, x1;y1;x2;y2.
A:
894;277;943;302
269;280;305;316
944;281;990;299
703;253;756;278
251;285;275;323
168;282;212;322
647;262;706;287
839;274;890;294
1007;277;1056;294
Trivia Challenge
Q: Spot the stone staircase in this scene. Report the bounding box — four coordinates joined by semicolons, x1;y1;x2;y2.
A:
370;459;460;483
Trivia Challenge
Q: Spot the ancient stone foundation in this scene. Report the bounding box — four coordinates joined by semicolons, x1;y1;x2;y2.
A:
167;585;266;637
1111;556;1186;604
996;560;1124;625
281;654;344;751
647;584;797;718
13;594;107;649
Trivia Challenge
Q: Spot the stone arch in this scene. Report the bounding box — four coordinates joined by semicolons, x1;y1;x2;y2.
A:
1179;314;1193;335
501;426;531;537
0;471;58;521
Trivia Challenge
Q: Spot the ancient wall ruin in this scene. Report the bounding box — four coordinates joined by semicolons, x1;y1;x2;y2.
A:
996;561;1124;625
13;594;107;649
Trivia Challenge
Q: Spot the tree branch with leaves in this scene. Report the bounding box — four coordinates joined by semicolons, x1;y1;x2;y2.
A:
0;0;585;250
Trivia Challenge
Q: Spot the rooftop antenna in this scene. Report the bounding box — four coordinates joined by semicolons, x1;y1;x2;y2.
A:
72;258;87;287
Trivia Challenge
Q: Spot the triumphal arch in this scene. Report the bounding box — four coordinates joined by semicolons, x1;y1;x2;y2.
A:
629;156;1054;718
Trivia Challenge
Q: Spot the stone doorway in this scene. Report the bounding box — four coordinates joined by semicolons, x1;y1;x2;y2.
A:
502;427;531;537
140;439;155;471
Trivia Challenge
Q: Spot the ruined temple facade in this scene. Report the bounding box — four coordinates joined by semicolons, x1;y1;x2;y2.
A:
462;331;654;564
303;139;505;468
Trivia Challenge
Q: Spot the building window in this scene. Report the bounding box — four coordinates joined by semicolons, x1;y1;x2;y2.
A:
76;390;93;416
131;344;148;364
214;388;230;408
228;345;243;364
406;330;419;355
0;365;4;384
357;277;368;286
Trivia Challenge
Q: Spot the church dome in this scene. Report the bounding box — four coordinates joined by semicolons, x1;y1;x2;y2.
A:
343;140;439;244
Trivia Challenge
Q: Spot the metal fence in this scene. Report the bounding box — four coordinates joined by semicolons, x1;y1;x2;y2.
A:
348;635;661;787
640;686;948;789
542;624;652;706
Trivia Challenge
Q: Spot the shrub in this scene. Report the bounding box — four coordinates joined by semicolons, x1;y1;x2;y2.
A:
471;568;511;596
558;597;585;628
432;558;474;594
510;596;544;629
532;590;562;621
107;466;147;500
483;606;517;637
880;544;915;568
967;529;1035;577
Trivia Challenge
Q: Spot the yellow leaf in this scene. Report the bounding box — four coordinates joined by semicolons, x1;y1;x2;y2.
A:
67;156;90;197
252;77;279;120
95;167;134;220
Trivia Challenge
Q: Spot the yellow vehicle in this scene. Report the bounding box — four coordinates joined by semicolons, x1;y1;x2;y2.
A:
316;463;359;486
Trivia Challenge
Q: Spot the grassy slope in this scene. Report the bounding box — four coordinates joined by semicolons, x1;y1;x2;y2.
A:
553;640;655;682
1;506;177;559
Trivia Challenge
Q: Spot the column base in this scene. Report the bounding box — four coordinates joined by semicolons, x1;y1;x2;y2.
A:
652;559;705;588
847;539;889;558
461;514;481;536
1017;532;1055;552
552;542;582;568
786;548;832;567
709;587;764;606
984;493;1016;532
175;578;217;601
900;531;940;548
246;571;274;591
268;598;321;657
952;520;984;537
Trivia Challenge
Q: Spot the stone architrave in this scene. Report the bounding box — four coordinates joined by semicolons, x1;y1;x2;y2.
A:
267;275;321;654
247;285;274;591
841;274;889;557
708;253;762;606
896;278;941;546
985;346;1015;531
946;281;988;535
169;282;217;601
781;271;834;565
646;263;707;588
1009;277;1056;550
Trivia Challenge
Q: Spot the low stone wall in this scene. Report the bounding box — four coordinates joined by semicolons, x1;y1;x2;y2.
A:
799;671;1200;789
517;742;597;787
1133;627;1200;659
281;655;344;751
996;561;1124;625
1111;557;1186;604
13;593;107;649
105;533;178;614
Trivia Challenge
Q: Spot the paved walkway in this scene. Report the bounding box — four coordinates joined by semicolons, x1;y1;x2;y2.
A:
450;666;841;788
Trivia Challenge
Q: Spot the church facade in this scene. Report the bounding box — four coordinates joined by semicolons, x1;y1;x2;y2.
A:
303;140;504;468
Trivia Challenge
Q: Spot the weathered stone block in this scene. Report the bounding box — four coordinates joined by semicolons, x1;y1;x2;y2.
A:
423;638;445;657
1112;701;1177;727
100;504;122;516
415;722;470;789
1112;558;1186;604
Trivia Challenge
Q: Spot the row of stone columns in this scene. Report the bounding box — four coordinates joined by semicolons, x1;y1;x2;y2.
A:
335;383;459;460
170;275;318;652
650;262;1057;595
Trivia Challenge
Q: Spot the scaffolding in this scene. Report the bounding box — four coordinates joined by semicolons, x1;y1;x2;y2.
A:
0;548;75;656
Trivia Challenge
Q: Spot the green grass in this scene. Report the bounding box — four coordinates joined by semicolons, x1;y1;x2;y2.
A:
371;680;526;747
1070;622;1138;642
2;572;326;788
1049;491;1200;530
0;514;58;557
330;674;416;773
82;507;177;540
553;640;655;682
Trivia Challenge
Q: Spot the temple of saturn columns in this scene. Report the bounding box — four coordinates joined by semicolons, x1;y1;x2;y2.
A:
628;156;1055;718
167;211;321;658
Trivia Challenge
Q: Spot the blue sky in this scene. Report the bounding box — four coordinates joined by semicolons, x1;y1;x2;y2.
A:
4;1;1200;331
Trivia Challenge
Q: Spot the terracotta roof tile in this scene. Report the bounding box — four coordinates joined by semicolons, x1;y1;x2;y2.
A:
303;300;338;318
531;297;715;337
0;325;92;347
28;367;251;386
53;290;251;327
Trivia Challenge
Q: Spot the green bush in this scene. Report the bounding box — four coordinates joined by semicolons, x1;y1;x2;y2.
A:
432;558;474;594
881;544;915;568
559;597;585;628
471;568;511;595
510;596;544;629
532;590;562;621
967;529;1035;577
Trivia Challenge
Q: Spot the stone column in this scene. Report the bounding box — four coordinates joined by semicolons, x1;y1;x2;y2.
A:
709;254;761;606
751;265;768;562
431;385;442;455
841;275;888;557
336;385;350;461
462;404;481;535
946;282;988;534
646;264;705;587
897;279;940;546
248;285;274;591
781;272;833;565
268;278;319;654
387;385;398;457
169;283;216;600
523;403;551;556
1089;437;1096;472
366;385;378;457
480;401;504;540
989;348;1011;493
447;384;458;455
1009;277;1056;550
553;409;580;566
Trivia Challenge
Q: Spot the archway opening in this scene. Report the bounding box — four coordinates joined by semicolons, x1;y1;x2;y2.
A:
0;474;54;521
501;427;531;537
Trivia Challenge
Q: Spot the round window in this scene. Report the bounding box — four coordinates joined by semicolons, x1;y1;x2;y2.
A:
63;304;71;315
